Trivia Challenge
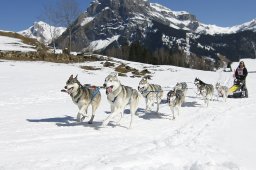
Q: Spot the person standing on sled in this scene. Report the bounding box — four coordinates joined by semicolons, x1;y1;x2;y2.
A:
234;61;248;97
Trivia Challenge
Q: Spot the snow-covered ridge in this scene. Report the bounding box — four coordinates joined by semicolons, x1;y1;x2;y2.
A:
150;3;190;17
80;17;94;26
150;3;256;35
18;21;66;45
84;35;120;52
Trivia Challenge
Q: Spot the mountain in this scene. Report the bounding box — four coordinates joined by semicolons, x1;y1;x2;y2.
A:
19;21;66;45
55;0;256;66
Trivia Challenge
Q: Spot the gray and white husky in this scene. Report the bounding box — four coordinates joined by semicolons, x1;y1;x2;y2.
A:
194;77;214;107
167;89;185;120
62;75;101;124
174;82;188;96
103;72;139;128
215;82;229;102
138;76;163;113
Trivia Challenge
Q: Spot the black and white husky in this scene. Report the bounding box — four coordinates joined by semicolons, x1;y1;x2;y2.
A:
62;75;101;124
167;89;185;119
138;76;163;113
194;77;214;106
174;82;188;97
215;82;229;102
103;72;139;128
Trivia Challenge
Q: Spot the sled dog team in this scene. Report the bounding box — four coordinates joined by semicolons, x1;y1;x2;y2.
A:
62;73;227;128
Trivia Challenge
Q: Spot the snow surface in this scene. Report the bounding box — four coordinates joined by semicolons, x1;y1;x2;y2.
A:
0;35;36;52
80;17;94;27
0;58;256;170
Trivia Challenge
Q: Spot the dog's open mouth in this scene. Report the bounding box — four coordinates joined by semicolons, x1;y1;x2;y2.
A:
67;87;74;94
106;86;113;94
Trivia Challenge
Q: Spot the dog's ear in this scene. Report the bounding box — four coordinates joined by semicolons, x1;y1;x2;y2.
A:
143;75;150;80
110;72;118;77
74;74;78;79
69;75;73;79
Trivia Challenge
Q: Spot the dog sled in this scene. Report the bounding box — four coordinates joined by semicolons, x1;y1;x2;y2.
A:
228;79;248;98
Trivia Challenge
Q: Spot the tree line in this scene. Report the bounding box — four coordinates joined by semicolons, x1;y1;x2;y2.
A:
104;41;216;71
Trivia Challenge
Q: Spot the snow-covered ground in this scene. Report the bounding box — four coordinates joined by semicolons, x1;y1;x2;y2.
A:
0;58;255;170
0;35;36;52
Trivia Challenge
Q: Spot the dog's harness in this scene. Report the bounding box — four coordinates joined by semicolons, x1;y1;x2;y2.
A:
141;86;163;98
107;86;132;104
106;92;117;103
72;86;82;103
72;84;101;103
111;96;118;103
90;86;100;101
83;84;101;102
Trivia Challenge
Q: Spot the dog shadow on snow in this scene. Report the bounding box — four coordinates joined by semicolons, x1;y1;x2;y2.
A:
137;110;164;120
27;115;103;130
137;99;201;120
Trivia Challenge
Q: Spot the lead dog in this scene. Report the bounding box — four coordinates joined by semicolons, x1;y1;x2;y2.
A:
194;77;214;107
167;89;185;120
138;76;163;113
62;75;101;124
103;72;139;128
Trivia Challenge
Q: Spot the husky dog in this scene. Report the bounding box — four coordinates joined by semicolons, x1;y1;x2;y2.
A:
174;82;188;96
167;89;185;119
62;75;101;124
138;76;163;113
215;82;229;102
103;72;139;128
194;77;214;106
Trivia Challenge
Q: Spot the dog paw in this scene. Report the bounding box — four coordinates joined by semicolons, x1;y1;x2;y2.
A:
81;116;85;122
169;116;175;120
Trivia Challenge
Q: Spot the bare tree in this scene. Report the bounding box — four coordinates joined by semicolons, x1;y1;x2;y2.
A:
55;0;80;54
42;4;60;54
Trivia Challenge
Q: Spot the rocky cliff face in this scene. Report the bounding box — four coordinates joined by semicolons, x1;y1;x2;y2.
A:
55;0;256;62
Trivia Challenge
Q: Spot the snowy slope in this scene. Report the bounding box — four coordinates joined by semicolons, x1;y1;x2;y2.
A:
84;35;120;52
0;58;256;170
0;35;36;52
150;3;256;35
19;21;66;45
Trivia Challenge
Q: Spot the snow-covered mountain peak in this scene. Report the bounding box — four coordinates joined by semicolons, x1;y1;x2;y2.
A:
149;3;256;35
19;21;66;45
232;18;256;32
150;3;190;17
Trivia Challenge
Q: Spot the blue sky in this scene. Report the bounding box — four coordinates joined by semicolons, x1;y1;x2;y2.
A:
0;0;255;32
